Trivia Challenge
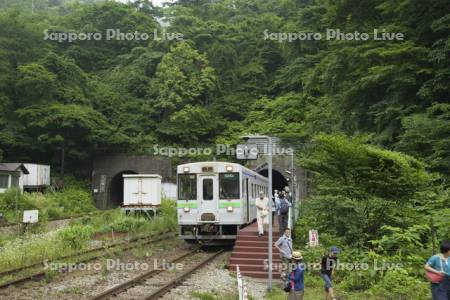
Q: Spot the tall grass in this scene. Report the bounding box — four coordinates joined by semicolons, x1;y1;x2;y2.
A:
71;200;178;235
0;185;95;223
0;200;177;271
0;225;94;272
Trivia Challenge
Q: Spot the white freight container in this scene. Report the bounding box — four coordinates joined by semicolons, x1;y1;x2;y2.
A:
123;174;162;206
22;164;50;187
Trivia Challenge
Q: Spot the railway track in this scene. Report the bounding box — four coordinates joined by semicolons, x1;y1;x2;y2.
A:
0;231;177;289
91;248;225;300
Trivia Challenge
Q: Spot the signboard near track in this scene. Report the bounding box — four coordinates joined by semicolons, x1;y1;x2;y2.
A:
309;229;319;247
236;144;258;160
23;210;39;224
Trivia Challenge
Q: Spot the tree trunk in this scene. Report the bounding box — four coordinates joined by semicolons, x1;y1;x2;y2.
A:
60;143;65;189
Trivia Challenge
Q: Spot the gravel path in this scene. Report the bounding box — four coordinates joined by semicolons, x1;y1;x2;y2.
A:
161;252;269;300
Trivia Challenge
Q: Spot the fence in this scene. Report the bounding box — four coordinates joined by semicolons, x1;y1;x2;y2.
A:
236;265;248;300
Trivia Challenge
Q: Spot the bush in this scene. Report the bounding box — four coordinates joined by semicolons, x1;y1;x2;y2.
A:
0;183;96;223
108;214;149;232
46;206;64;219
57;224;94;250
368;270;429;300
0;188;27;211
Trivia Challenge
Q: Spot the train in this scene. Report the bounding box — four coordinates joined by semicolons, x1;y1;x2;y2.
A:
177;161;269;244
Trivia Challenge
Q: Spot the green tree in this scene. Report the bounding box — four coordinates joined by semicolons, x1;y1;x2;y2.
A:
17;103;125;182
149;41;216;120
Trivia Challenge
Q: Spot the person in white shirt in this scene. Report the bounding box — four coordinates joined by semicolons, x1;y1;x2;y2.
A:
255;190;269;236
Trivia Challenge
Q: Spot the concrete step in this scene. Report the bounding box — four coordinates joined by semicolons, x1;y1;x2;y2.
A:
233;246;279;253
234;240;271;247
236;235;280;242
238;231;280;237
229;257;282;263
231;251;281;259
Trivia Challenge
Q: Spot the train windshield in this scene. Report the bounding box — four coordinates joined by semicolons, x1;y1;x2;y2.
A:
178;174;197;200
219;172;240;199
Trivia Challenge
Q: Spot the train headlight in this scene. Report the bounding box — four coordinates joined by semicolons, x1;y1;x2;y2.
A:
227;206;233;212
183;206;190;213
226;165;233;172
183;167;190;173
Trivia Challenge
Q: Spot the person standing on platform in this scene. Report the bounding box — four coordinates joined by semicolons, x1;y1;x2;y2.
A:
273;190;280;225
284;186;292;203
255;190;269;236
277;192;291;234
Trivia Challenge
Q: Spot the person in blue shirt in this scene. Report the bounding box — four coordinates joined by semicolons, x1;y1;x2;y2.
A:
425;241;450;300
287;250;305;300
275;227;293;277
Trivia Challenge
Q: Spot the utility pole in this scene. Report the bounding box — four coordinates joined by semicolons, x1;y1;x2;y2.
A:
290;152;296;229
267;136;273;291
31;0;35;14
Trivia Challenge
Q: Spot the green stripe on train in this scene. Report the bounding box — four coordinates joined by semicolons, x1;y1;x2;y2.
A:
219;201;241;208
177;201;241;208
177;202;198;209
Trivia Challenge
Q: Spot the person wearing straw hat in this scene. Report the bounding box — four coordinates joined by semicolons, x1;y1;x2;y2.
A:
255;190;269;236
286;250;305;300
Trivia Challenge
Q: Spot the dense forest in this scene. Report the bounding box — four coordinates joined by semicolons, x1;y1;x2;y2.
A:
0;0;449;298
0;0;448;178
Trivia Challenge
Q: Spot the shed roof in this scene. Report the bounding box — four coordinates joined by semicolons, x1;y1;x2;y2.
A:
0;163;30;174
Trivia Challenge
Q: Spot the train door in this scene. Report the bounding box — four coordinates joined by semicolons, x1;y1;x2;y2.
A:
199;175;218;215
246;178;250;222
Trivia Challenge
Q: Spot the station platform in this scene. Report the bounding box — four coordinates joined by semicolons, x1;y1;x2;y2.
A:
228;221;283;278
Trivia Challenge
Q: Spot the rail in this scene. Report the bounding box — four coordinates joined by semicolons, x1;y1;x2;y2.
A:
0;231;176;289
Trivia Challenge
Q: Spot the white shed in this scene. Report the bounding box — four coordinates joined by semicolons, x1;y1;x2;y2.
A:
0;163;29;193
22;164;50;190
122;174;162;207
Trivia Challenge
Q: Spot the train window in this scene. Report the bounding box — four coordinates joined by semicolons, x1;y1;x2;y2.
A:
178;174;197;200
0;174;9;189
219;173;240;199
203;178;213;200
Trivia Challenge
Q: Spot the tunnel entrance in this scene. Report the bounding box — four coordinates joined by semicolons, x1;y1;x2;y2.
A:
109;170;137;208
258;169;289;195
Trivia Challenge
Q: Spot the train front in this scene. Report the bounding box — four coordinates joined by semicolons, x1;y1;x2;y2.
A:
177;162;243;245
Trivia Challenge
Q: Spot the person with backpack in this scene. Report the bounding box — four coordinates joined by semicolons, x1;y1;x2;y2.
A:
276;192;290;234
425;241;450;300
284;251;305;300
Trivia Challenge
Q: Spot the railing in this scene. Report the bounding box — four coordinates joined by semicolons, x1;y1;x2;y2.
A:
236;265;248;300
